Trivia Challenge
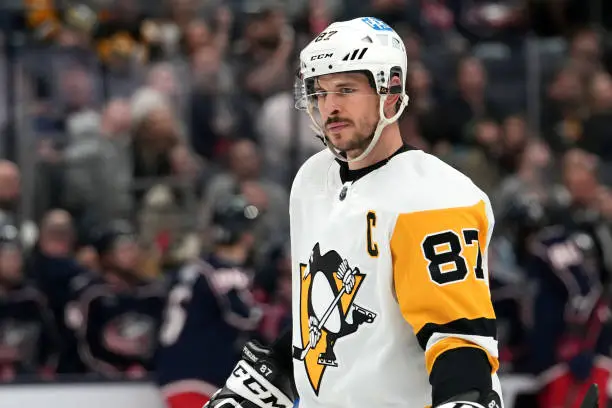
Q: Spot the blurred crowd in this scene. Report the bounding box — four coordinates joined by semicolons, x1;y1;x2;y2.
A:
0;0;611;406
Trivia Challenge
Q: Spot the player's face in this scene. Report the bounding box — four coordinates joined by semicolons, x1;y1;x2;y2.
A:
314;73;379;159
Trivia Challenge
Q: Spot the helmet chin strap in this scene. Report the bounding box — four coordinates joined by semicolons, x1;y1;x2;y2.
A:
307;93;409;163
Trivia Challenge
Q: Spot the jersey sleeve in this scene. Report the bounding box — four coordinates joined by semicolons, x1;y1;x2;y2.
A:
390;198;499;376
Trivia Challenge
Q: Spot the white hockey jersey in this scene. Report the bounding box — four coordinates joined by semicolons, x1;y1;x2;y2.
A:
290;146;503;408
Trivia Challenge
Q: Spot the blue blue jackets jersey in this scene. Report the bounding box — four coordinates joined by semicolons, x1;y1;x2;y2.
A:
156;256;262;390
0;281;61;374
77;275;167;375
525;223;612;376
26;250;94;374
488;237;529;372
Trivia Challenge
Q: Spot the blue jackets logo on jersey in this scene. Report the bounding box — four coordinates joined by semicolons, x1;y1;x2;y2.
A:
293;243;377;395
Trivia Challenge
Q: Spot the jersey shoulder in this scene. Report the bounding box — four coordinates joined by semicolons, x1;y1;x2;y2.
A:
290;148;337;201
386;149;492;214
387;151;495;269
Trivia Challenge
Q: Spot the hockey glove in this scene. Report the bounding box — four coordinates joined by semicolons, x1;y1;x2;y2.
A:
204;340;295;408
434;390;502;408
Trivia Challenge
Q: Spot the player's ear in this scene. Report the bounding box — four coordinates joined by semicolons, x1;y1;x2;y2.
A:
383;75;402;118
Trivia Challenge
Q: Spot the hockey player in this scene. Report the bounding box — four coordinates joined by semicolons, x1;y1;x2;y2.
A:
0;224;60;379
75;221;167;377
205;17;502;408
525;213;612;408
27;210;97;374
156;194;262;408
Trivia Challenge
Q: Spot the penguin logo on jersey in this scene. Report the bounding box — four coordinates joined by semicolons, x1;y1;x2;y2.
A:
293;243;377;395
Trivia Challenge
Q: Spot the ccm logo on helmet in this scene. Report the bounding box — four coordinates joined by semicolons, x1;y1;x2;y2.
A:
229;361;292;408
311;52;334;61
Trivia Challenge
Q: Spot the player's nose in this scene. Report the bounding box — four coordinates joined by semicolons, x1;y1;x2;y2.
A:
320;93;343;115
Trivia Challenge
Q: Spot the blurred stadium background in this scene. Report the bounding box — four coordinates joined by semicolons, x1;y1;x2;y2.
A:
0;0;612;407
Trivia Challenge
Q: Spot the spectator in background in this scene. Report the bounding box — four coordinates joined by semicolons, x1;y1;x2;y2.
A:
398;25;423;62
130;89;181;204
58;66;100;126
562;149;603;214
135;141;205;274
189;44;242;160
23;4;101;134
62;98;134;231
577;71;612;163
541;65;587;153
0;160;20;227
567;27;602;83
128;86;202;264
144;3;234;67
202;139;289;267
183;8;233;56
440;55;502;147
146;62;188;119
537;29;606;160
169;144;204;188
438;117;503;196
292;0;337;39
448;0;528;46
498;114;530;175
93;0;151;76
493;139;557;228
400;61;440;150
444;112;529;195
182;18;213;56
235;7;295;103
165;0;201;33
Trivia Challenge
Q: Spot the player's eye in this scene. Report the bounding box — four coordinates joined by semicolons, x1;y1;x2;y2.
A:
313;91;328;103
339;88;355;95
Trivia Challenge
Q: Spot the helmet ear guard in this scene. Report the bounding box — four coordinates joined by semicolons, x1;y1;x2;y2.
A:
387;66;404;95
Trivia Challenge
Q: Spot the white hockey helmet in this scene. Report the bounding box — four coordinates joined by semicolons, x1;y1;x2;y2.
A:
295;17;409;162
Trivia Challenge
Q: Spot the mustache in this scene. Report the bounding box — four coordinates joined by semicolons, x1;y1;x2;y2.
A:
325;117;352;126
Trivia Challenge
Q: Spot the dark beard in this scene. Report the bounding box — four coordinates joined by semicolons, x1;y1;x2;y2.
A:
326;124;376;158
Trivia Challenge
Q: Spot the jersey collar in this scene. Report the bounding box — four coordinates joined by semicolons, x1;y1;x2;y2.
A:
338;144;416;183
